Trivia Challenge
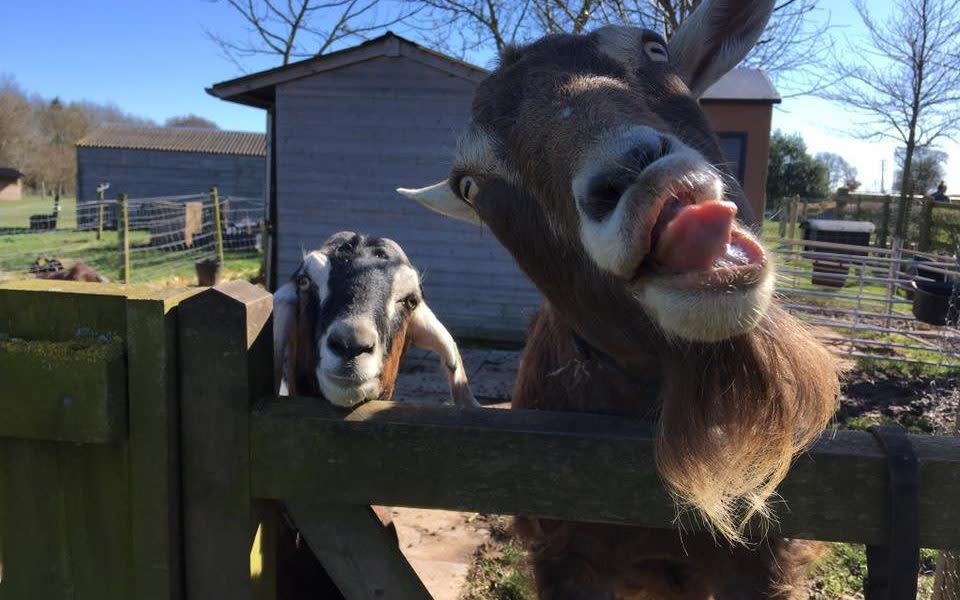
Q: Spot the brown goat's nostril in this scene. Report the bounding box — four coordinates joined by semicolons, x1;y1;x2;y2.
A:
580;137;671;222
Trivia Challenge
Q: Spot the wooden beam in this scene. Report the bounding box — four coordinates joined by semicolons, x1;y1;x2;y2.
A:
251;399;960;550
179;281;275;600
285;500;432;600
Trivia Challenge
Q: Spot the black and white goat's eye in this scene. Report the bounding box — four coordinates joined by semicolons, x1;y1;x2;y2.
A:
296;275;310;290
644;41;668;62
373;248;389;260
458;176;479;204
401;295;420;311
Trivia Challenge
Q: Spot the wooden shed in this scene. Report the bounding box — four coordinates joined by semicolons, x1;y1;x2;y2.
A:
75;125;267;229
0;167;24;201
209;32;779;341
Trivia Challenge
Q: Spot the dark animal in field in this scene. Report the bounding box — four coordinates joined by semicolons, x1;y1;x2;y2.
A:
399;0;840;597
34;261;109;283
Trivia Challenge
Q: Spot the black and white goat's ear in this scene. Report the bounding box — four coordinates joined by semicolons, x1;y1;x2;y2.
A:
273;282;298;396
407;302;480;408
396;183;483;226
667;0;774;98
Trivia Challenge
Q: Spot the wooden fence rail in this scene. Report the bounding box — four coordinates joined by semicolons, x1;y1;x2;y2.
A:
251;397;960;550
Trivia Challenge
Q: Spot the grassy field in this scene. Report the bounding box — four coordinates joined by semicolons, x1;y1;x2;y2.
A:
0;195;262;286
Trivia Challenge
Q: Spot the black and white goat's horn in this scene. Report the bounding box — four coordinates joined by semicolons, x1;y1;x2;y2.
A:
407;302;480;408
273;281;298;395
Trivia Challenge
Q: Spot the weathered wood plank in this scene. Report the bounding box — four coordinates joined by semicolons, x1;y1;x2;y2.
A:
126;290;199;600
179;281;275;600
0;440;74;599
57;442;134;600
0;337;126;443
286;500;432;600
251;399;960;550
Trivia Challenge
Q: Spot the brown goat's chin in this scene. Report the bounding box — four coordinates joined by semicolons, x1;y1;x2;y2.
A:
655;304;839;542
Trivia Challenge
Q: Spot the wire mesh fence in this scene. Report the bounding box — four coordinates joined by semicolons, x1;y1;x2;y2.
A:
0;190;263;285
771;236;960;371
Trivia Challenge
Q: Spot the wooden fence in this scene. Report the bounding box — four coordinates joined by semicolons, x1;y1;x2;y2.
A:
1;280;959;599
777;191;960;252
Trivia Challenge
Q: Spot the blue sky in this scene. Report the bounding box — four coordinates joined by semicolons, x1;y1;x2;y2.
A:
2;1;954;193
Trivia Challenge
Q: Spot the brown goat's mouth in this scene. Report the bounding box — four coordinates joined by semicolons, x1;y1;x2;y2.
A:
633;189;767;288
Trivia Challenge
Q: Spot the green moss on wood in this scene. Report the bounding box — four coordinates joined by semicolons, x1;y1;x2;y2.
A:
0;336;123;364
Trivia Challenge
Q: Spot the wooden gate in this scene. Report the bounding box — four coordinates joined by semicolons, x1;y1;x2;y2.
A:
0;279;959;599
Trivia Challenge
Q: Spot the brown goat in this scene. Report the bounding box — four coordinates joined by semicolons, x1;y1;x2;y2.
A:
35;261;109;283
399;1;840;597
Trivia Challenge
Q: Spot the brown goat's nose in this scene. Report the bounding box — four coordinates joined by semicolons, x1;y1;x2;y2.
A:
327;321;377;360
580;136;671;221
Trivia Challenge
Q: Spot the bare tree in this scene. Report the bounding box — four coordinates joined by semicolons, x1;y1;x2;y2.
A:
406;0;533;55
207;0;420;69
165;115;221;129
893;147;948;195
408;0;831;93
815;151;858;191
824;0;960;238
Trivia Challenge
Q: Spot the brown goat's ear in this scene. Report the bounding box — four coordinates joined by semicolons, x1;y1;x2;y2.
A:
273;282;298;395
408;302;479;408
667;0;774;97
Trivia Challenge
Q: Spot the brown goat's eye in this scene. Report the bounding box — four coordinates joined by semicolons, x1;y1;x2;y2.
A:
296;275;311;290
401;295;420;311
458;176;479;204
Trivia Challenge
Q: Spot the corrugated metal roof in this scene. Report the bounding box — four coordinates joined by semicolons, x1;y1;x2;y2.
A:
77;125;267;156
701;68;780;103
0;167;24;179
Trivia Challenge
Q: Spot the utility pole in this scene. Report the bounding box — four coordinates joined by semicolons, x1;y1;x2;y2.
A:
880;159;886;193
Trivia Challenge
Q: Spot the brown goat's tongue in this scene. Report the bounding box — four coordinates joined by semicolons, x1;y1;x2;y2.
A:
652;200;737;272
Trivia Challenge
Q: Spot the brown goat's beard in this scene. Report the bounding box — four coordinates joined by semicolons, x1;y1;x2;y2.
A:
655;304;840;542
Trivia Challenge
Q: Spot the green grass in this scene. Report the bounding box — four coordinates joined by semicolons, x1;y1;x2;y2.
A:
0;194;78;229
811;544;938;599
462;517;536;600
0;195;262;286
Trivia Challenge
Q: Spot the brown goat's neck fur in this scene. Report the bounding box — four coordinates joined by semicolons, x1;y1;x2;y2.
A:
515;299;839;540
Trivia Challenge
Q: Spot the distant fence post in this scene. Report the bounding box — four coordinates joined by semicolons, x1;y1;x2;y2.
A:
96;183;106;241
918;197;935;252
118;193;130;284
211;186;225;266
788;194;801;240
179;281;276;600
835;188;848;219
778;197;788;238
879;196;893;248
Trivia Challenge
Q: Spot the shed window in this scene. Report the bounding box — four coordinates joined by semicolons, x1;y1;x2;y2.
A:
716;132;747;185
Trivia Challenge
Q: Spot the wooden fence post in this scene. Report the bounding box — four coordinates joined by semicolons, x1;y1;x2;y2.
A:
879;196;893;248
933;408;960;600
179;281;276;600
96;183;106;241
835;188;848;219
778;197;788;238
118;193;130;284
211;186;225;266
918;197;935;252
788;195;801;240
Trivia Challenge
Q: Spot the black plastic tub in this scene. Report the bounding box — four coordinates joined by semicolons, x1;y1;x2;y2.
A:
195;259;222;287
912;280;960;326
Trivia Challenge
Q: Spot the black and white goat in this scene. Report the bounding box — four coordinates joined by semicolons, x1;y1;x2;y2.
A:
274;231;477;407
